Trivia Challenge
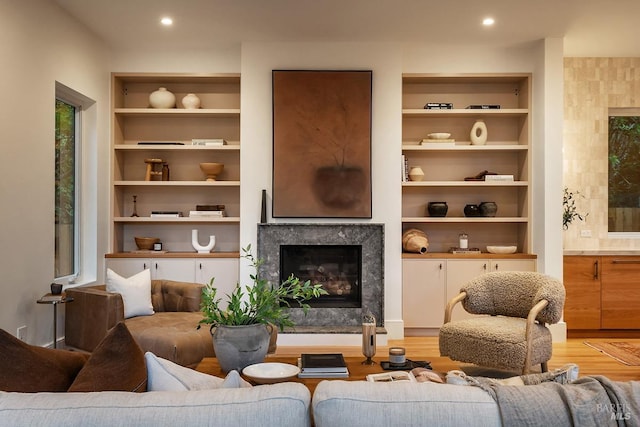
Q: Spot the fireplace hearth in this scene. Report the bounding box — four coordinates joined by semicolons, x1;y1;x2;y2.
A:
257;224;384;328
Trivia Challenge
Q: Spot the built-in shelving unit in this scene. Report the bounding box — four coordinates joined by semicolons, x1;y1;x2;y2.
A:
401;73;532;254
109;73;241;255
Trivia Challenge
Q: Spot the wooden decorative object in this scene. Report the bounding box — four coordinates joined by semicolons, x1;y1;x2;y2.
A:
144;158;164;181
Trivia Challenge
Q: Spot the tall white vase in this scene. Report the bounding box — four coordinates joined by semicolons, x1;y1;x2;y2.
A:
470;119;488;145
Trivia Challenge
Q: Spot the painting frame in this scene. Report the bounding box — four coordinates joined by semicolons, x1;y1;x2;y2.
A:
272;70;372;218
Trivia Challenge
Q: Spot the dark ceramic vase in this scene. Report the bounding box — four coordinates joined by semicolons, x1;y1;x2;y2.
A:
427;202;448;217
464;204;480;217
479;201;498;217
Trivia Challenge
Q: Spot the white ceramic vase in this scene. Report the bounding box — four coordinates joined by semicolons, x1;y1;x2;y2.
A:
408;166;425;182
182;93;201;109
149;87;176;108
470;119;488;145
191;229;215;253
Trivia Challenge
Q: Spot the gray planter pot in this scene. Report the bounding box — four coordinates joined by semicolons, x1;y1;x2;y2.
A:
211;324;271;372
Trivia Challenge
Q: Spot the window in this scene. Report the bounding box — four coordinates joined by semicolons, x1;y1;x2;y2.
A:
608;108;640;234
55;98;78;278
54;82;96;284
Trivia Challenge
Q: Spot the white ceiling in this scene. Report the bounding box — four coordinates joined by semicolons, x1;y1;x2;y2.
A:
54;0;640;56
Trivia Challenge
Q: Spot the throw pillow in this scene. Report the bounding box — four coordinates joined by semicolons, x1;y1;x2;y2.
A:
221;370;253;389
145;352;224;391
106;268;154;318
0;329;88;392
68;322;147;392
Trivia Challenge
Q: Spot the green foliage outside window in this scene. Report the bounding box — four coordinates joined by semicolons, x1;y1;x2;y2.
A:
55;99;75;277
609;116;640;207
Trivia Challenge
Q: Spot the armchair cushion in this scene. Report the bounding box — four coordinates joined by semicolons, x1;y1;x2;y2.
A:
106;268;154;318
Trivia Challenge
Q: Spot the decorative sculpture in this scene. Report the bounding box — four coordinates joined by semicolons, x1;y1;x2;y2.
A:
191;229;215;253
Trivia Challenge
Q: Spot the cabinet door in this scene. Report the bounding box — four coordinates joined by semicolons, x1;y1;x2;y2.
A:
563;256;601;329
106;258;151;278
445;259;490;321
601;256;640;329
195;258;239;309
152;259;196;282
402;259;446;328
490;259;536;272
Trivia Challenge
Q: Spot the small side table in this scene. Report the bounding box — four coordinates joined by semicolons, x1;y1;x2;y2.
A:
37;293;74;349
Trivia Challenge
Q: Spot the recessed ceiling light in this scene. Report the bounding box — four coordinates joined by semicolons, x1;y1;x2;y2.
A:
483;17;495;26
160;17;173;26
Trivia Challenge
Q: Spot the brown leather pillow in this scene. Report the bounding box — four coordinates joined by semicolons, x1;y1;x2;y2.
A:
68;322;147;392
0;329;89;392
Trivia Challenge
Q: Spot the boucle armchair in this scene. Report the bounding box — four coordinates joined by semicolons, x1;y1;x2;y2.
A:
439;271;565;374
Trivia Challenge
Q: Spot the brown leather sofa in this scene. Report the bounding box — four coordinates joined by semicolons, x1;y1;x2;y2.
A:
65;280;213;368
65;279;277;368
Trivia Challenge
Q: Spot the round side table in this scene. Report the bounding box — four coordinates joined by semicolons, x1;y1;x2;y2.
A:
37;294;74;349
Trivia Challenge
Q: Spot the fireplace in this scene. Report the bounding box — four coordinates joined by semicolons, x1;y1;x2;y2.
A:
258;223;383;328
280;244;362;308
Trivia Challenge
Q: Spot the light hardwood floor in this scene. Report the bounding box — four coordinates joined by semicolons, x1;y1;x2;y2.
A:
270;336;640;382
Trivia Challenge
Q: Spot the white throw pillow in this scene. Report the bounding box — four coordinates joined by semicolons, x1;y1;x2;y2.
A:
106;268;154;318
221;370;253;389
145;352;224;391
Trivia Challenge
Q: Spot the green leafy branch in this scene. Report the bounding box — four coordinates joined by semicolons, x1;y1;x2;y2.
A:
200;245;328;331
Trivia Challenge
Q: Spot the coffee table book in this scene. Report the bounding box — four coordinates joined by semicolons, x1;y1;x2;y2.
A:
298;353;349;378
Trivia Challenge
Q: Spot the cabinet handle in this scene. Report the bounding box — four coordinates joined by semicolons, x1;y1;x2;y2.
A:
483;263;487;271
199;263;203;270
593;260;599;279
143;263;147;270
611;259;640;264
439;263;443;270
494;263;499;271
155;263;158;270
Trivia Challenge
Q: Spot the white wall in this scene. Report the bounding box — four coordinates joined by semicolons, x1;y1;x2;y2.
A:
0;0;109;346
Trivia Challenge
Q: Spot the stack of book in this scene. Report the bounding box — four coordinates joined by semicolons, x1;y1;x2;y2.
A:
423;102;453;110
150;211;182;218
449;247;482;254
192;138;227;146
484;174;514;182
298;353;349;378
189;204;226;218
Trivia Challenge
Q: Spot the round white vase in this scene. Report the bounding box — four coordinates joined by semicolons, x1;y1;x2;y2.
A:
149;87;176;108
408;166;425;182
470;119;488;145
182;93;201;109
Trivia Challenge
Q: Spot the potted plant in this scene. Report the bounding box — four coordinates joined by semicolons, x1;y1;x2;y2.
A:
563;187;588;230
199;245;327;372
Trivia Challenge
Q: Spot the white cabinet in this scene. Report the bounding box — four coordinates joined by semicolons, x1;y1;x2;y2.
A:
106;257;239;292
402;259;446;328
403;256;536;329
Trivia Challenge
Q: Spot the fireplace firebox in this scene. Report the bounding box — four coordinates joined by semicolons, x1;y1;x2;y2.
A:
280;245;362;308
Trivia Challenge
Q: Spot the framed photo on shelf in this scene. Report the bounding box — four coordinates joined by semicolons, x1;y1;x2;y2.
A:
272;70;372;218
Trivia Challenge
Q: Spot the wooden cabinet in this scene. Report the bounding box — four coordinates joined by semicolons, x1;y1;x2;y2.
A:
563;256;601;329
564;255;640;330
401;74;531;254
601;257;640;329
403;255;536;330
110;73;241;254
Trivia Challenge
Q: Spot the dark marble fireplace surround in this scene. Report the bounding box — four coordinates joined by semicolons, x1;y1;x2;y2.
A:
257;224;384;330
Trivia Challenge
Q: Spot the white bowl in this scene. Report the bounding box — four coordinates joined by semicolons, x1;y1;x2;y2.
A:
427;132;451;140
242;362;300;384
486;245;517;254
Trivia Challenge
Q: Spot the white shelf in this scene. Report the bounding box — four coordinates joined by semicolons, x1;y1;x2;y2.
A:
114;180;240;187
402;108;528;117
115;144;240;151
402;181;527;187
402;144;527;151
402;217;529;223
114;108;240;117
114;217;240;224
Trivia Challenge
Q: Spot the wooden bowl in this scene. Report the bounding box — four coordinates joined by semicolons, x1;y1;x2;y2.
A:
199;162;224;181
135;237;160;250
